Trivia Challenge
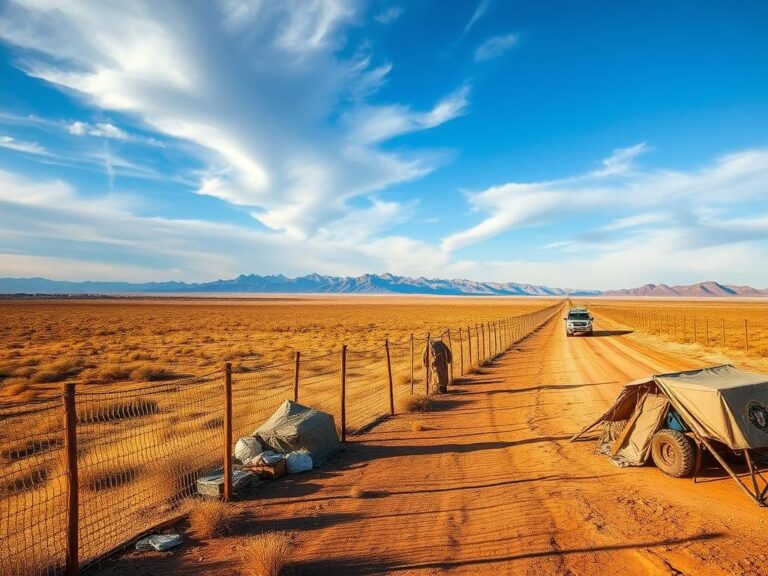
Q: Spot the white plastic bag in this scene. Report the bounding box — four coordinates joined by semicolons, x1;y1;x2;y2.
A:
234;436;262;462
285;449;313;473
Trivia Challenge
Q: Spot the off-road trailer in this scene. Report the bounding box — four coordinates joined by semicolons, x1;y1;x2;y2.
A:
572;365;768;507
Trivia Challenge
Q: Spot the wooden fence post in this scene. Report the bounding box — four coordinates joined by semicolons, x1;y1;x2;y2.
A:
293;351;300;403
409;333;414;394
458;327;464;376
480;323;485;363
63;383;79;576
425;333;431;395
385;339;394;415
467;325;473;368
447;329;454;382
340;345;347;442
223;363;233;502
745;319;749;353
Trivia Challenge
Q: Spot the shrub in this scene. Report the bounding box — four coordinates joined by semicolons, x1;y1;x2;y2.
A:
397;394;432;413
31;357;84;383
410;421;425;432
130;363;177;381
188;500;234;539
240;532;294;576
80;364;133;384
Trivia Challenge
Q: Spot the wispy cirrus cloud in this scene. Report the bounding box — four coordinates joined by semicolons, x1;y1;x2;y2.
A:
474;33;519;61
463;0;492;34
0;134;47;155
441;145;768;253
0;0;467;240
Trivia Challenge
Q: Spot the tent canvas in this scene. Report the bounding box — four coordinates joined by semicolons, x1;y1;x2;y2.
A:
572;364;768;507
573;365;768;451
255;400;340;463
654;365;768;450
609;393;669;466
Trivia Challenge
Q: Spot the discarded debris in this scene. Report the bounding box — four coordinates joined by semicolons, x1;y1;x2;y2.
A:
135;533;183;552
286;449;313;473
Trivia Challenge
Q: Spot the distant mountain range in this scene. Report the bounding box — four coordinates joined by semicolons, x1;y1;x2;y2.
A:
602;281;768;298
0;275;764;298
0;273;598;296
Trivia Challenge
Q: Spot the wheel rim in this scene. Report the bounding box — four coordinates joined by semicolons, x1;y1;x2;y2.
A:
659;441;677;466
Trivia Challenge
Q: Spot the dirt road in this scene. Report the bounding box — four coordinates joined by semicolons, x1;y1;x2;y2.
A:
104;316;768;576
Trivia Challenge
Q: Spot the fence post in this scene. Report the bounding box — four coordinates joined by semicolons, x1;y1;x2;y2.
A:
409;333;414;394
467;325;473;368
459;327;464;376
223;363;233;502
293;351;300;403
425;333;431;395
745;319;749;353
340;345;347;442
480;323;485;363
385;339;394;416
63;383;79;576
447;329;454;382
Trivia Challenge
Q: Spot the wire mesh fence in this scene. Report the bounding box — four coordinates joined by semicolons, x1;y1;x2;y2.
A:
590;304;768;357
0;302;560;575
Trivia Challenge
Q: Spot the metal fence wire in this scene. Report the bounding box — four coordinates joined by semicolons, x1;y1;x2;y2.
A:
590;304;768;356
0;303;560;575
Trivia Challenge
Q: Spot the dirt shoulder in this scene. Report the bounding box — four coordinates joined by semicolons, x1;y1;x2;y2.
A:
97;317;768;576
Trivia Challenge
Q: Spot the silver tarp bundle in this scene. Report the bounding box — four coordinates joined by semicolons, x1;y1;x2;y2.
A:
255;400;340;463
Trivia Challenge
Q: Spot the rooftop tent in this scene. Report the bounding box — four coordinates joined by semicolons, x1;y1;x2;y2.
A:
573;365;768;450
254;400;340;464
653;365;768;450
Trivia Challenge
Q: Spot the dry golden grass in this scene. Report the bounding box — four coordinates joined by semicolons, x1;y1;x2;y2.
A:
410;420;425;432
240;531;294;576
398;394;432;413
187;499;235;539
0;296;549;403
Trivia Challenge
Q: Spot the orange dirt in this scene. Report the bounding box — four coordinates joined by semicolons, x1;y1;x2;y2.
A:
97;314;768;576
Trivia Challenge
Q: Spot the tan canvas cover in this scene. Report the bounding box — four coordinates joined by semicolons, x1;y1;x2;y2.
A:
610;393;669;465
570;378;655;441
655;365;768;450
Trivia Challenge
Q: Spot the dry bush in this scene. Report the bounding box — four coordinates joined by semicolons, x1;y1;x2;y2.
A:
410;421;425;432
31;357;84;383
240;532;294;576
130;363;177;381
80;363;133;384
187;499;234;539
396;373;411;387
397;394;432;413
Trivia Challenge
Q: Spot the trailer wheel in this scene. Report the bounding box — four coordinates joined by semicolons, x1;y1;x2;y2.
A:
651;429;694;478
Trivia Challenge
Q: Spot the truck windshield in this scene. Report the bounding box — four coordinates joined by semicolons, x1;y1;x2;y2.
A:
568;312;590;320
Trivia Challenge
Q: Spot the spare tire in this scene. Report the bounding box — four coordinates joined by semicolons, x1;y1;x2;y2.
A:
651;429;694;478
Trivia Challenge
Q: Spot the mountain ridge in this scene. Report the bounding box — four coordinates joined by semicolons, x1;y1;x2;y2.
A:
0;275;765;297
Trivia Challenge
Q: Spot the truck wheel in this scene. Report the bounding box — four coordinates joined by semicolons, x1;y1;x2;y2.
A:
651;429;694;478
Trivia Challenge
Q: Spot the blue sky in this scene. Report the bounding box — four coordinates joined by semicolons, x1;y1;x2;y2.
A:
0;0;766;289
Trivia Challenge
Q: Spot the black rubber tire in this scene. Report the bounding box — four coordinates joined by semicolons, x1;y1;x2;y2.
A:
651;429;695;478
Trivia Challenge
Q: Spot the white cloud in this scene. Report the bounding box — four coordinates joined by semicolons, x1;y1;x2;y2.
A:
0;134;47;155
474;33;519;62
68;121;128;140
0;1;467;238
441;145;768;253
463;0;492;34
375;6;403;24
